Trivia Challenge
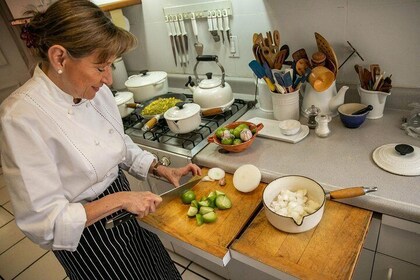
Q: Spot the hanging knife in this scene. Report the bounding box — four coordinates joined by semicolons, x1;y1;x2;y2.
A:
169;15;183;67
217;10;224;44
165;15;177;66
207;11;220;42
211;10;220;42
174;15;186;68
223;9;230;44
178;14;189;65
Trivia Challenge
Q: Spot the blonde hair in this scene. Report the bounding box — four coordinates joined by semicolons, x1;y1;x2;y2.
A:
23;0;137;63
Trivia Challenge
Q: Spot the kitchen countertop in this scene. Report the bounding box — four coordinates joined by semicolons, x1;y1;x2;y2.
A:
193;107;420;224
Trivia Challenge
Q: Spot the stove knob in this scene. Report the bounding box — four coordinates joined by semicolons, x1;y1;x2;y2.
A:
160;156;171;167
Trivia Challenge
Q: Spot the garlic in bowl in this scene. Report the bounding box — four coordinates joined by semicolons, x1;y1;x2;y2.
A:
279;120;301;135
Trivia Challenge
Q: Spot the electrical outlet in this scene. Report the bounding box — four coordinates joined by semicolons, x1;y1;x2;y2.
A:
229;35;239;58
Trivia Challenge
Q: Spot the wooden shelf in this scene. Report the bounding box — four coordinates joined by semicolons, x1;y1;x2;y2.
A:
97;0;141;12
10;0;141;26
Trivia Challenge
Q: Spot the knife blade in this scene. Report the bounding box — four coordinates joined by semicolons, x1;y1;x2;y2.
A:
105;177;202;229
165;16;177;66
160;177;202;203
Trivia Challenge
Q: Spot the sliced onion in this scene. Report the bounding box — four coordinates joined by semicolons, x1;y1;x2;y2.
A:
201;175;215;182
208;167;226;180
233;164;261;193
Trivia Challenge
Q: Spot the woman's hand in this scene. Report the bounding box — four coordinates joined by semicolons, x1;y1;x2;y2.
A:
158;163;202;187
121;191;162;218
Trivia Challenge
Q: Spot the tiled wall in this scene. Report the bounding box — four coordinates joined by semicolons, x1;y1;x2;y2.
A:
121;0;420;89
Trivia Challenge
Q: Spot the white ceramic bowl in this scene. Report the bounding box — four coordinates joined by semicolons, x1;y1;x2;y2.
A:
278;120;301;135
263;175;326;233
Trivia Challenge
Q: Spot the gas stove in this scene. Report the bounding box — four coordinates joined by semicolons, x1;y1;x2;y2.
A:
124;93;252;164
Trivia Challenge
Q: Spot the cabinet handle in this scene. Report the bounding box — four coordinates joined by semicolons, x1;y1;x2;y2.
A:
387;268;393;280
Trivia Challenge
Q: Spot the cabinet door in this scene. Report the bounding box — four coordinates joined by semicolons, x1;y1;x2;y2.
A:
377;215;420;265
372;253;420;280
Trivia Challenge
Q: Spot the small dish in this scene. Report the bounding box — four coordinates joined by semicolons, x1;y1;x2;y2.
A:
279;120;301;135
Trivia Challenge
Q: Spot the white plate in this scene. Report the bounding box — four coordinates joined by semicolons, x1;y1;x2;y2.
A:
247;117;309;143
372;144;420;176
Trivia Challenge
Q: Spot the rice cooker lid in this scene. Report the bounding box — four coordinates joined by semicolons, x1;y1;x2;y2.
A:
372;143;420;176
164;103;201;120
114;91;133;106
124;71;167;88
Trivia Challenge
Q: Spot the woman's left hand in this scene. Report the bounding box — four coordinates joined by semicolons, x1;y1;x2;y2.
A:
158;163;202;187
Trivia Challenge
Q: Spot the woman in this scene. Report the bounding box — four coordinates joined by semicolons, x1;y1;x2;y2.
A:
0;0;201;279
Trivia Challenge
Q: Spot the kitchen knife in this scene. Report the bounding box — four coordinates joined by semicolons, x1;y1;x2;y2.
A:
223;9;230;44
105;177;202;229
174;15;186;68
217;10;224;44
169;15;183;67
165;16;177;66
178;14;189;65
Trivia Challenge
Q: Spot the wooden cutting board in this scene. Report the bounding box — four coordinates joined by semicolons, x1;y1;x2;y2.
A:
230;200;372;280
140;168;266;262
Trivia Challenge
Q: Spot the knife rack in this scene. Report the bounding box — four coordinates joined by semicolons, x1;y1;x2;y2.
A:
163;0;232;20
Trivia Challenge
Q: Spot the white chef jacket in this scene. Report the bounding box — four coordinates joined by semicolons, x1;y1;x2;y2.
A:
0;65;155;251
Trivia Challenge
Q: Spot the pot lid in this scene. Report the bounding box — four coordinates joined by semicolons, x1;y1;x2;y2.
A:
124;71;167;88
372;143;420;176
199;78;221;89
164;103;201;121
114;91;133;106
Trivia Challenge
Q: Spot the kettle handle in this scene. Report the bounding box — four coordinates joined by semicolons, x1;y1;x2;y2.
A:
193;55;226;87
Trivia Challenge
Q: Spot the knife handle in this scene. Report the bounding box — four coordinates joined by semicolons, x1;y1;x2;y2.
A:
191;12;198;37
179;14;187;35
105;211;137;229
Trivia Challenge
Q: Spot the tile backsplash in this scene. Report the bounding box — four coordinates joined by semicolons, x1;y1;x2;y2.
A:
120;0;420;91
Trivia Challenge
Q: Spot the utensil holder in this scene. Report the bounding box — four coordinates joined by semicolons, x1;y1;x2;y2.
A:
271;90;300;121
257;79;273;112
358;86;391;119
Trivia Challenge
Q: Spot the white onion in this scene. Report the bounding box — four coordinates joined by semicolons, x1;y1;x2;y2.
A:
233;164;261;193
208;167;225;180
269;189;320;224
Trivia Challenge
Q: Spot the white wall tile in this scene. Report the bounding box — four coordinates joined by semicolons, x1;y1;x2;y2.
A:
123;0;420;89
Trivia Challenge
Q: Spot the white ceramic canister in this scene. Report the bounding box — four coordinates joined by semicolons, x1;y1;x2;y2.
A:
125;71;168;102
111;57;128;90
271;90;300;121
358;86;391;119
257;79;273;112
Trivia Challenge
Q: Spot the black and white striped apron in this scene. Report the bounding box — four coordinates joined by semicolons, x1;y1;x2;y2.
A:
53;168;181;280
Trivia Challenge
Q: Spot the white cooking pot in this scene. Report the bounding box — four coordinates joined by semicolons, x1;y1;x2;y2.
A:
164;102;201;134
124;70;168;102
114;91;134;118
263;175;377;233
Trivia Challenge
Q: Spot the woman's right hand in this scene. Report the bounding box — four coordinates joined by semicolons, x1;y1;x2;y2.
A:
121;191;162;218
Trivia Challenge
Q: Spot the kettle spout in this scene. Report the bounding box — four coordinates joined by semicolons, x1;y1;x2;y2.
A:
329;85;349;113
185;76;196;93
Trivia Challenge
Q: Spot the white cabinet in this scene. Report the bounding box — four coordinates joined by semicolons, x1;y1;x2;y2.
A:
354;214;420;280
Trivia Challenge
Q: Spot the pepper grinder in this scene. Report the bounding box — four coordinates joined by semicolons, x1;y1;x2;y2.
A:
315;114;332;137
305;105;320;129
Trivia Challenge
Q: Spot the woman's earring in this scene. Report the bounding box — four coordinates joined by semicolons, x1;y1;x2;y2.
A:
57;69;63;74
